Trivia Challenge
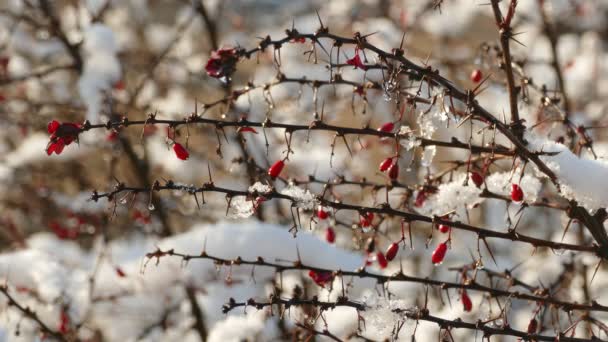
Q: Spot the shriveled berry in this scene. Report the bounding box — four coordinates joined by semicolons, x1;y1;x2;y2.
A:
268;160;285;178
431;242;448;265
308;270;334;287
527;318;538;334
115;267;126;277
385;242;399;261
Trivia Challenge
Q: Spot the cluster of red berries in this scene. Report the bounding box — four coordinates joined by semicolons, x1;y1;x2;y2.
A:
205;47;240;79
46;120;81;155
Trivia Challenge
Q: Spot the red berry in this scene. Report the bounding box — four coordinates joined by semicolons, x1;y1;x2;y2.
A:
237;126;258;134
173;142;189;160
438;223;450;233
325;227;336;243
527;318;538;334
115;267;126;277
378;122;395;133
317;206;329;220
268;160;285;178
113;80;125;90
387;161;399;180
461;290;472;312
385;242;399;261
511;183;524;202
308;270;334;287
379;157;393;172
470;172;484;187
376;252;388;269
470;69;482;83
106;131;118;142
415;190;427;207
360;212;374;227
58;310;70;334
346;48;366;70
431;242;448;265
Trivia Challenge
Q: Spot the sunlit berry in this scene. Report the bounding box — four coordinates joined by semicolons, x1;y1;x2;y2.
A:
385;242;399;261
431;242;448;265
268;160;285;178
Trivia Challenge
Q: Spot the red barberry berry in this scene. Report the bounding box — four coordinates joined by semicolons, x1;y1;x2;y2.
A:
385;242;399;261
378;122;395;133
346;48;366;70
438;223;450;233
173;142;189;160
470;172;484;187
511;183;524;203
379;157;393;172
470;69;482;83
376;252;388;269
205;47;239;79
431;242;448;265
461;290;472;312
46;120;81;156
237;126;258;134
317;206;329;220
58;310;70;334
308;270;334;287
115;266;126;277
325;227;336;243
268;160;285;178
360;212;374;227
527;318;538;334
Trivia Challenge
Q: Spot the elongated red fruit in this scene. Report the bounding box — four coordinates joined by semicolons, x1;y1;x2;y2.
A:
461;290;472;312
268;160;285;178
385;242;399;261
376;252;388;269
325;227;336;243
527;318;538;334
379;157;393;172
431;242;448;265
173;143;189;160
470;172;483;187
511;183;524;202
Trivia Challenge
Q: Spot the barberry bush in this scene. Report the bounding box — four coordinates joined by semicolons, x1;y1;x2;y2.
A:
1;0;608;341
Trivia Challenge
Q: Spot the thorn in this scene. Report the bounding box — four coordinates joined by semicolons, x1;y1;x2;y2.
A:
315;10;324;29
